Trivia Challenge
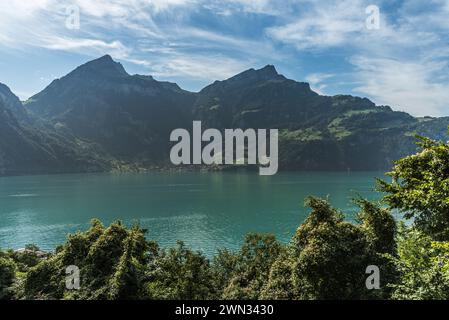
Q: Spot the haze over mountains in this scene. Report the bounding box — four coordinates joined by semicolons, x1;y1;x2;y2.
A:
1;55;448;175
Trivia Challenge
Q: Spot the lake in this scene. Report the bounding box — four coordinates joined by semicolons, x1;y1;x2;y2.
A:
0;171;386;256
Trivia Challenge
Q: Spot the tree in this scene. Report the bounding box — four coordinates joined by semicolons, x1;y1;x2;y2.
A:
23;220;157;300
387;225;449;300
107;226;154;300
262;197;396;300
24;258;63;299
377;134;449;240
356;198;396;255
211;249;238;297
260;251;296;300
221;234;282;300
356;197;398;299
146;241;216;300
291;197;372;299
12;244;44;272
0;256;16;300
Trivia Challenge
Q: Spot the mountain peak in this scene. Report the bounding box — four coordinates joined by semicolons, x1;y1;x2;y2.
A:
0;82;13;96
0;82;27;120
98;54;113;61
258;64;278;77
225;64;284;85
73;55;128;78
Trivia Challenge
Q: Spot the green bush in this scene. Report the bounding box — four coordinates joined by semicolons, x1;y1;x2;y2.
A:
262;197;396;300
221;234;282;299
0;256;16;300
378;134;449;240
146;241;216;300
387;225;449;300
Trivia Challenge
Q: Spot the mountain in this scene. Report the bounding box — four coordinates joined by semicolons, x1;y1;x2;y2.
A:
0;83;111;175
0;55;443;175
194;65;448;170
194;65;320;129
194;64;414;130
0;83;28;121
26;55;196;164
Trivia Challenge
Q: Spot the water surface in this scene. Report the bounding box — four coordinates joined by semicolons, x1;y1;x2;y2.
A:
0;171;385;255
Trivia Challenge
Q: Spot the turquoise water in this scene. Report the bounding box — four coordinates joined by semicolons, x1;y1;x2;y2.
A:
0;171;385;256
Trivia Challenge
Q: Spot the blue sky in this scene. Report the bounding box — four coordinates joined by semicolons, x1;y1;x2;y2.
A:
1;0;449;116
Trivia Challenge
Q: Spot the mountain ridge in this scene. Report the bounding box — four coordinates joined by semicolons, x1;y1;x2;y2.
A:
0;84;111;175
0;55;447;175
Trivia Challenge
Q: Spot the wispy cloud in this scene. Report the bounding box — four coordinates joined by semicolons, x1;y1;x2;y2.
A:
351;56;449;117
263;0;449;116
305;73;335;95
267;0;367;50
0;0;278;84
150;53;253;80
41;37;130;58
1;0;449;116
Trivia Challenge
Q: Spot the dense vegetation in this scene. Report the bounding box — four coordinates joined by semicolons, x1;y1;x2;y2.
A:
1;133;449;300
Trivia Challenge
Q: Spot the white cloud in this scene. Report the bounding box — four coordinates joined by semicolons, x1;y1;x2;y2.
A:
2;0;449;117
0;0;277;90
148;0;195;12
267;0;367;50
69;0;192;17
351;57;449;117
146;53;253;81
203;0;280;16
227;0;276;14
41;37;130;58
264;0;449;116
71;0;129;18
0;0;52;17
168;27;282;61
305;73;334;95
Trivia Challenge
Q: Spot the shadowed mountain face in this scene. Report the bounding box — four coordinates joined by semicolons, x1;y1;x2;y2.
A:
0;83;28;121
194;65;320;129
192;65;447;170
0;95;40;175
0;55;447;175
193;65;418;133
0;83;111;175
26;55;196;163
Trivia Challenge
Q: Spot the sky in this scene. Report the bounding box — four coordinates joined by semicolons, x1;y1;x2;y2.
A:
0;0;448;117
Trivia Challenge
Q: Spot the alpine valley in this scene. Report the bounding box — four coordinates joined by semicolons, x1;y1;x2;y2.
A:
1;55;448;176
